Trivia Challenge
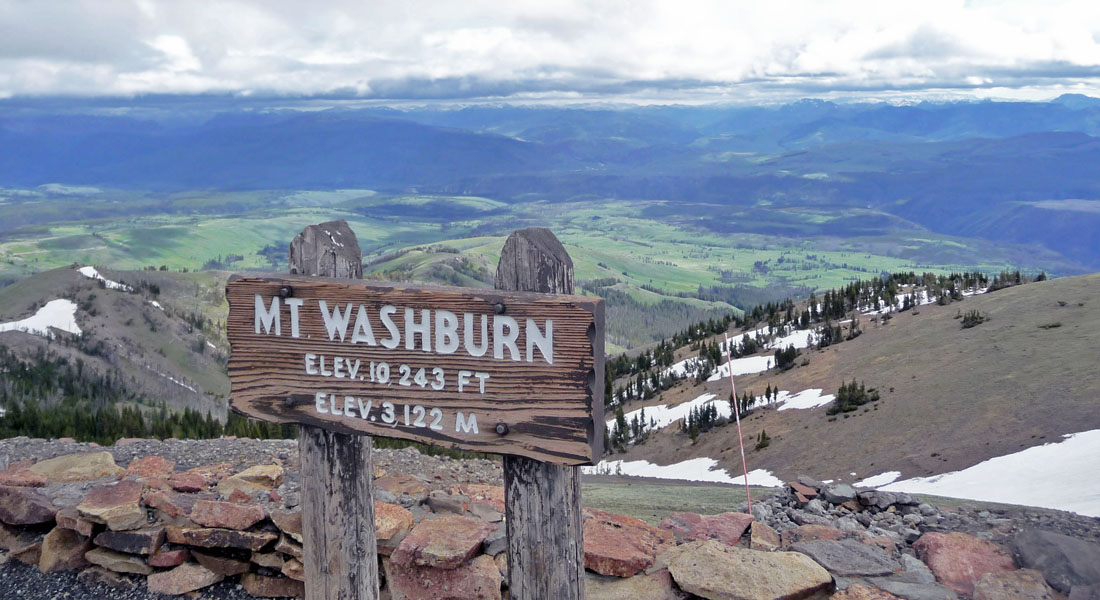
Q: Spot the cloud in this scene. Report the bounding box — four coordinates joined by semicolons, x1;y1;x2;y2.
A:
0;0;1098;102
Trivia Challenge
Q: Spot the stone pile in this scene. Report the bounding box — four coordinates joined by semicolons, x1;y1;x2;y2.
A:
3;448;1100;600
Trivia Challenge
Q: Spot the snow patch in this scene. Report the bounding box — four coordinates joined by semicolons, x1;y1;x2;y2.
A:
149;300;164;311
78;266;132;291
881;429;1100;517
776;388;835;411
163;374;198;393
0;299;81;338
607;393;718;433
856;471;901;487
584;457;783;487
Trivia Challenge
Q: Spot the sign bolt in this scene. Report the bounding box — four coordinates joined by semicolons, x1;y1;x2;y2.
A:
494;423;509;436
493;302;506;314
279;285;294;299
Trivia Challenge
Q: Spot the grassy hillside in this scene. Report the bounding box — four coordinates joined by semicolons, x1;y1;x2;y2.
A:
616;273;1100;484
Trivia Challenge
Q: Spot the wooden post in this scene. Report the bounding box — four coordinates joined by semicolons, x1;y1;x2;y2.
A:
496;228;587;599
289;220;378;600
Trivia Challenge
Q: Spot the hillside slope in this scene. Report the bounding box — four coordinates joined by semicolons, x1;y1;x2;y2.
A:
616;273;1100;488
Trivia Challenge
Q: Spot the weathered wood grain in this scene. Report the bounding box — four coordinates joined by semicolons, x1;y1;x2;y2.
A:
287;220;378;600
226;273;603;464
498;228;593;600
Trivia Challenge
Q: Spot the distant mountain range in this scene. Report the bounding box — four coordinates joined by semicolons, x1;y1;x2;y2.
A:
2;95;1100;266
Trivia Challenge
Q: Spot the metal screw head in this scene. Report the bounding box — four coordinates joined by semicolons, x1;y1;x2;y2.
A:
493;302;506;314
279;285;294;299
494;423;509;436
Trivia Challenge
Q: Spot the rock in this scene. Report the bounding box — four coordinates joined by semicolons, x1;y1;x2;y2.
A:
0;485;57;525
93;526;165;555
392;514;495;569
11;540;42;565
148;547;190;567
974;568;1056;600
84;546;152;575
494;552;507;586
789;539;901;577
241;573;305;598
833;584;903;599
584;508;674;577
270;508;303;543
1071;585;1100;600
282;557;305;581
453;484;505;512
750;522;781;551
586;568;686;600
77;480;146;531
275;534;303;559
873;579;958;600
146;562;224;595
427;490;470;515
919;503;938;517
145;489;207;518
837;517;863;531
483;523;506;556
914;532;1017;596
1013;529;1100;593
789;481;819;499
376;501;415;555
0;468;48;487
169;471;207;492
55;507;97;537
123;455;175;479
377;474;431;499
824;483;859;505
0;521;42;554
781;523;847;547
28;452;124;482
805;498;827;516
658;512;753;546
468;502;503;523
216;464;284;498
664;539;832;600
860;491;900;510
38;527;93;573
892;553;937;584
797;475;827;492
385;553;501;600
189;499;265;530
252;551;285;569
165;526;278;551
191;548;251;576
77;566;137;590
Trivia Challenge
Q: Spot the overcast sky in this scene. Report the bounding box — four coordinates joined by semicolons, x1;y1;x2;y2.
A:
2;0;1100;104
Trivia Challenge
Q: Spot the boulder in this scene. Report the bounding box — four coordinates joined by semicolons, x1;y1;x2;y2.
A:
586;568;685;600
148;547;190;568
216;464;284;499
452;484;505;512
28;452;123;482
974;568;1056;600
251;551;285;569
0;485;57;525
789;481;819;500
77;566;137;590
240;573;305;598
1013;529;1100;593
873;579;958;600
11;540;43;565
54;507;96;537
914;532;1017;596
165;526;278;551
270;508;303;543
427;490;470;515
77;480;146;531
789;539;901;577
375;502;414;551
84;546;152;575
392;514;495;570
781;523;847;547
0;521;43;554
38;527;93;573
377;474;431;499
123;456;175;479
385;553;501;600
584;508;674;577
749;522;781;551
276;534;303;559
189;499;265;530
0;468;48;487
823;483;859;505
169;472;207;492
833;584;903;599
664;539;832;600
658;512;753;546
1071;585;1100;600
282;557;305;581
93;526;165;555
145;489;208;518
191;548;251;576
146;562;224;595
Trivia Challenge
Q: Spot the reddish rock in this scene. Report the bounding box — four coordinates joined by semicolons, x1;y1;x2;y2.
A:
148;547;190;567
833;584;903;599
241;573;305;598
0;485;57;525
251;551;285;569
275;534;303;559
282;557;305;581
393;514;496;570
781;524;848;547
182;462;234;486
124;456;175;479
168;472;206;493
750;521;782;551
228;488;255;503
38;527;93;573
165;526;278;551
94;526;166;555
452;484;505;512
789;481;819;499
146;562;224;595
0;468;48;487
659;512;753;546
145;489;207;518
584;507;675;577
585;568;686;600
385;553;502;600
192;549;251;576
377;474;431;497
270;509;303;543
77;480;146;531
914;531;1017;596
375;502;414;552
189;499;265;530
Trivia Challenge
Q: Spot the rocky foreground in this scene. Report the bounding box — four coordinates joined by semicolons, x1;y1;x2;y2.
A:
0;437;1099;600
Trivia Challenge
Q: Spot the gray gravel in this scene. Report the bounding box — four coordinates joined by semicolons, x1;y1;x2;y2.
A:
0;558;257;600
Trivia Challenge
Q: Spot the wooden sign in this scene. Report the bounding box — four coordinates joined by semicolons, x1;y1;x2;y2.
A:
226;274;604;465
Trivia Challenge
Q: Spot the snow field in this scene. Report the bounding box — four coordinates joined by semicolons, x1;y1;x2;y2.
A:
583;457;784;487
78;266;133;291
0;299;81;338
